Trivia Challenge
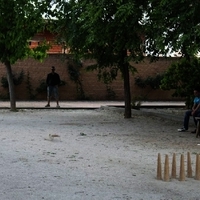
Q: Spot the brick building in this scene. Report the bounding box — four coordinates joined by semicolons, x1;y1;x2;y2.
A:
0;30;180;101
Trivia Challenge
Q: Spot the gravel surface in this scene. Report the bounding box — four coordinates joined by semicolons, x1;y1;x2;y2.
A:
0;107;199;200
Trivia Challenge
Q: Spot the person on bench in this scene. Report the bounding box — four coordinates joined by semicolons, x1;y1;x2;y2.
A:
178;87;200;133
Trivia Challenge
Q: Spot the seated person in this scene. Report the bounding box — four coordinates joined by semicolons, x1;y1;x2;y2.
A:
178;87;200;133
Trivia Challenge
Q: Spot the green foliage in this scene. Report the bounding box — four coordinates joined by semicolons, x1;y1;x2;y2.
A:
59;80;66;86
146;0;200;58
0;93;9;100
29;41;51;62
67;59;86;100
56;0;146;79
0;0;53;65
106;85;116;100
36;79;47;93
26;71;36;100
86;65;119;85
56;0;147;117
1;70;24;88
67;59;82;82
160;58;200;107
135;74;164;89
0;0;56;110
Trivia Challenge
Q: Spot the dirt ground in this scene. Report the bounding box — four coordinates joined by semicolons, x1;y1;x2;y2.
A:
0;106;200;200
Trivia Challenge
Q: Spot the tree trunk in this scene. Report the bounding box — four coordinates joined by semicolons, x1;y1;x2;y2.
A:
5;61;16;111
123;61;131;118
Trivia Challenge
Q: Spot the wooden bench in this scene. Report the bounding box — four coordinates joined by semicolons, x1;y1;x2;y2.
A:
196;117;200;138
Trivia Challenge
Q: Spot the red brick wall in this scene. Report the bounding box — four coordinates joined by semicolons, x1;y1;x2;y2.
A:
30;30;63;53
0;55;181;101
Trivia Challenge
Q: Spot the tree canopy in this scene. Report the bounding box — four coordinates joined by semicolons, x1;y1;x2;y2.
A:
0;0;53;110
53;0;200;111
56;0;148;118
160;58;200;107
145;0;200;58
143;0;200;104
0;0;53;64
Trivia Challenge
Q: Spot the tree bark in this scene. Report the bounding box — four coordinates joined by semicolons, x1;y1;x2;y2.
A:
5;61;16;111
123;61;131;118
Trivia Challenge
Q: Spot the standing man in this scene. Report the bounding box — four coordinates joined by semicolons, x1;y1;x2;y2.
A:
178;87;200;133
45;66;61;108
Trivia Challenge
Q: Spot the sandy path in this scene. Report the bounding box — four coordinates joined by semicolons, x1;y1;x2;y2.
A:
0;107;199;200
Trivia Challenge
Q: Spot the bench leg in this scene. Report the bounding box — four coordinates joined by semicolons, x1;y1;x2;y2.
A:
196;120;200;138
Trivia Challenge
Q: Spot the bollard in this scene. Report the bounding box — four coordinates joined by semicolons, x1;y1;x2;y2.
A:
157;153;162;180
195;154;200;180
171;153;176;179
179;154;185;181
164;154;170;181
187;152;192;178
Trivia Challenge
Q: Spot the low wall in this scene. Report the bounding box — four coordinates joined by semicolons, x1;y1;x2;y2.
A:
0;54;181;101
